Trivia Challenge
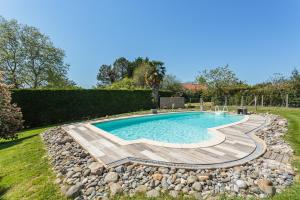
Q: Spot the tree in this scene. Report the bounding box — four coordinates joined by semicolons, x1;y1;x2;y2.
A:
97;57;163;90
290;68;300;95
196;65;240;95
269;73;286;85
0;71;23;139
21;25;69;88
113;57;130;79
97;57;153;87
196;75;207;85
45;64;78;88
291;68;300;81
161;74;183;92
133;63;150;88
145;61;166;108
0;17;24;88
131;57;153;88
0;16;73;88
97;64;117;86
129;57;149;78
269;73;290;92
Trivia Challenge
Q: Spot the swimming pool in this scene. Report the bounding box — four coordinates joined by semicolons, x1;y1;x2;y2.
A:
93;112;244;145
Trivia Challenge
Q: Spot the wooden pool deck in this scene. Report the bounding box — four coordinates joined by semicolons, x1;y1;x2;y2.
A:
62;113;267;169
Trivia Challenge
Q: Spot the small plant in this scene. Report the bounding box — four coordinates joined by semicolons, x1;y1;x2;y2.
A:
0;71;23;139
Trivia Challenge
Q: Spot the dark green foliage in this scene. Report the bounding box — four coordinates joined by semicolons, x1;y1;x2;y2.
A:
113;57;131;79
96;57;155;87
97;64;118;86
11;89;172;127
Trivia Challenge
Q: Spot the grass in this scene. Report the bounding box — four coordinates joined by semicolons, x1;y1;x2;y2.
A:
249;107;300;200
0;107;299;200
0;127;66;200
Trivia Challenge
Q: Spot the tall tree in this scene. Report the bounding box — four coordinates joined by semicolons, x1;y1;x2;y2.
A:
21;25;68;88
145;60;166;108
196;65;240;96
113;57;130;79
0;16;74;88
0;17;24;88
96;64;117;86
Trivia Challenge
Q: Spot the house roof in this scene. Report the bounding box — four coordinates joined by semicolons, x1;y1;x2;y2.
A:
182;83;207;92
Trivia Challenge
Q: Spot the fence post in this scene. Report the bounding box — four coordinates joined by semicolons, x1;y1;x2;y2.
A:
261;95;264;107
241;96;244;107
286;94;289;108
200;98;203;111
254;95;257;111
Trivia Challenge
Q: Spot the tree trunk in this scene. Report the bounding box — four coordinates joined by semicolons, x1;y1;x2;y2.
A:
33;77;38;88
12;72;19;89
152;84;159;109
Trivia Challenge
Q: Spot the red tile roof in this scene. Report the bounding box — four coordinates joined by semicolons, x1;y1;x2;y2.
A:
182;83;207;92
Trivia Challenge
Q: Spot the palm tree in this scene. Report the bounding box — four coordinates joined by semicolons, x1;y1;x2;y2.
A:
145;61;166;109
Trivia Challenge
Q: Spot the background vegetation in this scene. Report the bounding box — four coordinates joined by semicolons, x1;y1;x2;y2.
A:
12;89;173;128
193;66;300;107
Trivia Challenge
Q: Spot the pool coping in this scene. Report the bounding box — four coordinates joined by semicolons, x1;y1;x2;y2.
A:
84;111;249;149
63;112;267;169
115;116;268;169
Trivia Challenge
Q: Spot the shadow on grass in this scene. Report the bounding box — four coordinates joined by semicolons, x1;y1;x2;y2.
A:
0;134;38;151
0;176;10;199
0;123;55;151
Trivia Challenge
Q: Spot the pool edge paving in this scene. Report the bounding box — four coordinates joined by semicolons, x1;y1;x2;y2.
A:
89;112;245;148
62;113;267;169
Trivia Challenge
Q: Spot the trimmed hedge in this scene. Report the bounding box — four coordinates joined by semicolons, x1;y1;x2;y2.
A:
12;89;172;128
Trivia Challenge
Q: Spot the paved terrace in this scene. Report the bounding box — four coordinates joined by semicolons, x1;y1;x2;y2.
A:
62;113;267;169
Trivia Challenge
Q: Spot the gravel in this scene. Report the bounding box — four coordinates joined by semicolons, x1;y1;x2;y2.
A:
41;114;295;199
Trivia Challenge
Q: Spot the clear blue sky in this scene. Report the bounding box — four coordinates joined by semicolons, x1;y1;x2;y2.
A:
1;0;300;88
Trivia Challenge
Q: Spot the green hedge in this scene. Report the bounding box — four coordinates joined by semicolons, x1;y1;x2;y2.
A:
12;89;172;128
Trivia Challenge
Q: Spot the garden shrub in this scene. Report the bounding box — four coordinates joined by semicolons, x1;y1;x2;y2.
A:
0;72;23;139
11;89;172;128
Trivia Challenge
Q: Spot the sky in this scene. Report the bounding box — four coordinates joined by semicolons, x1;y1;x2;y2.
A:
1;0;300;88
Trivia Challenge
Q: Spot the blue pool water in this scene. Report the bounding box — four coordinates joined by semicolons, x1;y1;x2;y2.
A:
93;112;244;144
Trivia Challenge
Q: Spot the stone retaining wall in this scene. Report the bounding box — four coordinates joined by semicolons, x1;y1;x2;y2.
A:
41;114;295;200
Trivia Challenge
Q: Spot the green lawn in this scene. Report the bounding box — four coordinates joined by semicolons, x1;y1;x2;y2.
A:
0;107;299;200
252;107;300;200
0;128;66;200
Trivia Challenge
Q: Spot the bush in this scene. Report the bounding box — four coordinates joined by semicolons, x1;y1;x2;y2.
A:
12;89;172;128
104;78;140;90
0;73;23;139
